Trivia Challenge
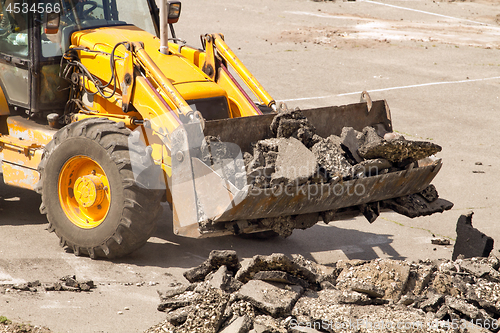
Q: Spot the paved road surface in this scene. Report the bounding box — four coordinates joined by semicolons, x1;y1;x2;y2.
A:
1;0;499;332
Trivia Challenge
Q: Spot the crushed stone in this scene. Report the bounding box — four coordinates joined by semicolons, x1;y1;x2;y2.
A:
147;251;500;333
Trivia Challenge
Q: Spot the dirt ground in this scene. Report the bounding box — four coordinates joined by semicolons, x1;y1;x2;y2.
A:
1;0;500;332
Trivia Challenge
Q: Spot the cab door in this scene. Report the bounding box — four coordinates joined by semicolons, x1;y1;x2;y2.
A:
34;0;68;117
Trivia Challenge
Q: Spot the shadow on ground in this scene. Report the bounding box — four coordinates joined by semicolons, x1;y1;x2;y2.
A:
1;176;404;268
0;177;46;226
117;203;405;269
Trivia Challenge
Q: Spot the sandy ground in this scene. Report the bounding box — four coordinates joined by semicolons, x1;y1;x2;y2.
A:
1;0;500;332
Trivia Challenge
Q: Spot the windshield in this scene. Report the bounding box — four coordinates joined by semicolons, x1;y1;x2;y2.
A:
42;0;156;58
59;0;156;34
114;0;156;34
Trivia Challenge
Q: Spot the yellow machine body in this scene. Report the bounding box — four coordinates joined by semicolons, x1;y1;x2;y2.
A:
0;23;442;236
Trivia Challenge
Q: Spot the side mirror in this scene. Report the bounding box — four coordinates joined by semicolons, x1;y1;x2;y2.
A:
167;1;181;24
45;12;60;34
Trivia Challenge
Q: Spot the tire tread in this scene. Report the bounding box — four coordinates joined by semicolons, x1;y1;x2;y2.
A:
37;118;162;259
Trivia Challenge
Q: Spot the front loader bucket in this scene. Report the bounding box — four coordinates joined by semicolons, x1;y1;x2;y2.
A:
169;100;442;238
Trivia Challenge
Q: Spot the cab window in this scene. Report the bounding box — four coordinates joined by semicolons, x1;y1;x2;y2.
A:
0;0;29;58
41;0;156;58
42;0;106;58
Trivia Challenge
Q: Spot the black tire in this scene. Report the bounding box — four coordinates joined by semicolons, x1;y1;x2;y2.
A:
36;118;163;259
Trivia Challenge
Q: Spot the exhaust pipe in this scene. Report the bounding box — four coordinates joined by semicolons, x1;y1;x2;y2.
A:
159;0;169;55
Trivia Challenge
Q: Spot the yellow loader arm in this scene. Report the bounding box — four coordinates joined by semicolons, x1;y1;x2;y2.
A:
201;34;277;111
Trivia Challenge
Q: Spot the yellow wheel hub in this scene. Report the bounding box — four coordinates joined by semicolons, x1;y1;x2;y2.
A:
74;175;105;208
58;156;111;229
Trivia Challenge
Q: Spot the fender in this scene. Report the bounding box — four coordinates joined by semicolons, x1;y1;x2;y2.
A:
0;85;10;116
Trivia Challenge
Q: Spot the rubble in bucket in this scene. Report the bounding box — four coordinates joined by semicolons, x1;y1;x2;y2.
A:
146;250;500;333
197;105;451;236
244;105;442;188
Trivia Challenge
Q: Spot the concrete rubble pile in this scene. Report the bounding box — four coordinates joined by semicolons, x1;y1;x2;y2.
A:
146;250;500;333
0;275;96;293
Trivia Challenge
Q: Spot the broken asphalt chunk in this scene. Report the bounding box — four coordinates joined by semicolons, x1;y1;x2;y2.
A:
253;271;309;289
358;137;442;163
235;253;319;285
270;107;317;148
452;212;494;261
340;127;363;164
350;281;385;298
219;315;253;333
382;185;453;218
271;137;318;186
237;280;303;317
158;284;193;300
311;135;352;180
352;158;392;177
336;259;410;300
180;288;230;332
207;265;243;293
165;306;193;326
157;291;200;312
419;293;445;312
431;238;451;246
183;250;240;283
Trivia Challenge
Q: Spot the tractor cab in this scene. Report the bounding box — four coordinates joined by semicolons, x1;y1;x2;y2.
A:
0;0;235;125
0;0;161;118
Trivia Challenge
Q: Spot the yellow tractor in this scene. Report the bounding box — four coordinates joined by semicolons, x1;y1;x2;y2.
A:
0;0;452;258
